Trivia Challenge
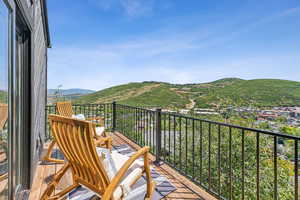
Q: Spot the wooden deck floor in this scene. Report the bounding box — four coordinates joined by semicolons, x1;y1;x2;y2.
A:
29;132;216;200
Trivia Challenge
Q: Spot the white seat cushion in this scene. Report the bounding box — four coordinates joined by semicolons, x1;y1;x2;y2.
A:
95;127;105;137
72;114;85;120
96;148;145;199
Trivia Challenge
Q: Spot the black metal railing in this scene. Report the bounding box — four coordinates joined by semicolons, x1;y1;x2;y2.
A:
114;104;300;200
45;102;300;200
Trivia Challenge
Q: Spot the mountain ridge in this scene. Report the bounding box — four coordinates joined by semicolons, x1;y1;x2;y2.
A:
74;78;300;108
48;88;95;96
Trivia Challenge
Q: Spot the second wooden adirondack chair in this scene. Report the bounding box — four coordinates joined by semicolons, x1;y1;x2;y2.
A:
43;101;112;164
0;103;8;132
0;103;8;181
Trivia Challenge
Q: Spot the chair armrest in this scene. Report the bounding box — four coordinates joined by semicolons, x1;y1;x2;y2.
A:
94;136;111;146
90;121;104;128
86;116;105;125
102;146;150;199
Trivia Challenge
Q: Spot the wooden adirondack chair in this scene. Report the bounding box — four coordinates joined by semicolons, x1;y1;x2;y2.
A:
0;103;8;181
0;103;8;132
43;101;112;164
56;101;105;123
41;115;155;200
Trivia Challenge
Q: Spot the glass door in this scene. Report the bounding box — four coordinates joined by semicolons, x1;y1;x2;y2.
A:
15;19;31;190
0;1;32;199
0;0;9;199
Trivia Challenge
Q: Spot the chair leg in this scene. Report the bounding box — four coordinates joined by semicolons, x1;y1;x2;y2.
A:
106;137;112;150
42;140;64;164
144;152;155;199
40;163;78;200
0;173;7;182
95;136;113;151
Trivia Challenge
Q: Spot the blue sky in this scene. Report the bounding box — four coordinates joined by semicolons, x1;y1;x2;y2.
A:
47;0;300;90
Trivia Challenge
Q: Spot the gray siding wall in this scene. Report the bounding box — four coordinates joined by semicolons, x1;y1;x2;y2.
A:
30;0;48;182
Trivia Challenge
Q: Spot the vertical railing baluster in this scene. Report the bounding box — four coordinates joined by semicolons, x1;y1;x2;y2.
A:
168;114;171;163
144;110;146;146
135;108;137;142
112;101;116;132
149;111;151;146
154;112;156;152
141;109;144;145
192;119;195;179
208;123;211;189
149;111;152;150
146;111;149;146
242;129;245;200
140;109;142;145
295;140;298;200
218;124;221;198
274;136;278;200
123;106;126;134
164;114;166;162
173;115;176;167
155;108;161;164
185;118;188;175
200;121;203;183
179;117;182;171
229;127;232;200
139;109;143;146
256;132;260;200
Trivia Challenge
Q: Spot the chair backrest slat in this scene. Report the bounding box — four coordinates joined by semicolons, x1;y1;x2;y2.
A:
56;101;74;117
0;103;8;131
48;115;110;194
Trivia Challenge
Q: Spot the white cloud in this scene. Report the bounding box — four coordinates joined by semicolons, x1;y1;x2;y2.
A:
120;0;154;17
89;0;156;17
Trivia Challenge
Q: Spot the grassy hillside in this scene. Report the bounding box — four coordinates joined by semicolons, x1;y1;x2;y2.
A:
0;90;8;103
195;79;300;108
74;78;300;108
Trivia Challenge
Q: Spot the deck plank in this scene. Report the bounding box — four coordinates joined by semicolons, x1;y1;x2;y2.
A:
28;162;46;200
29;133;216;200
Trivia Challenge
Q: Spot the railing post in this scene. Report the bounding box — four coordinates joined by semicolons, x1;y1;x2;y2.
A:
154;108;162;165
112;101;117;132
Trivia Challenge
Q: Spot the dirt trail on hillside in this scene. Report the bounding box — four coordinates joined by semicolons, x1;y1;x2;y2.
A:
95;84;161;103
186;99;196;109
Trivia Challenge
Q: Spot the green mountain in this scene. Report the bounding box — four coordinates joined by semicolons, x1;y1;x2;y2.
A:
74;78;300;108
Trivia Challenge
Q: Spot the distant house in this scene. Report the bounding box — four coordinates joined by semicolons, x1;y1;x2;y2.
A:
290;112;297;118
290;108;300;119
179;109;190;114
195;111;219;115
278;111;290;118
162;109;177;113
258;110;278;120
181;87;191;91
194;108;219;115
194;108;216;112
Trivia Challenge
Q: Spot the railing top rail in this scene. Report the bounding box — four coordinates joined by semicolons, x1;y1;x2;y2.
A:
46;103;111;107
116;104;157;113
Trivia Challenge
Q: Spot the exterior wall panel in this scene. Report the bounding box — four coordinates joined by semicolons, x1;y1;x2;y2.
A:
30;0;48;183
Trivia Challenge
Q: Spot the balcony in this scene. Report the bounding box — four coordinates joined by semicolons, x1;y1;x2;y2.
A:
30;103;300;200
